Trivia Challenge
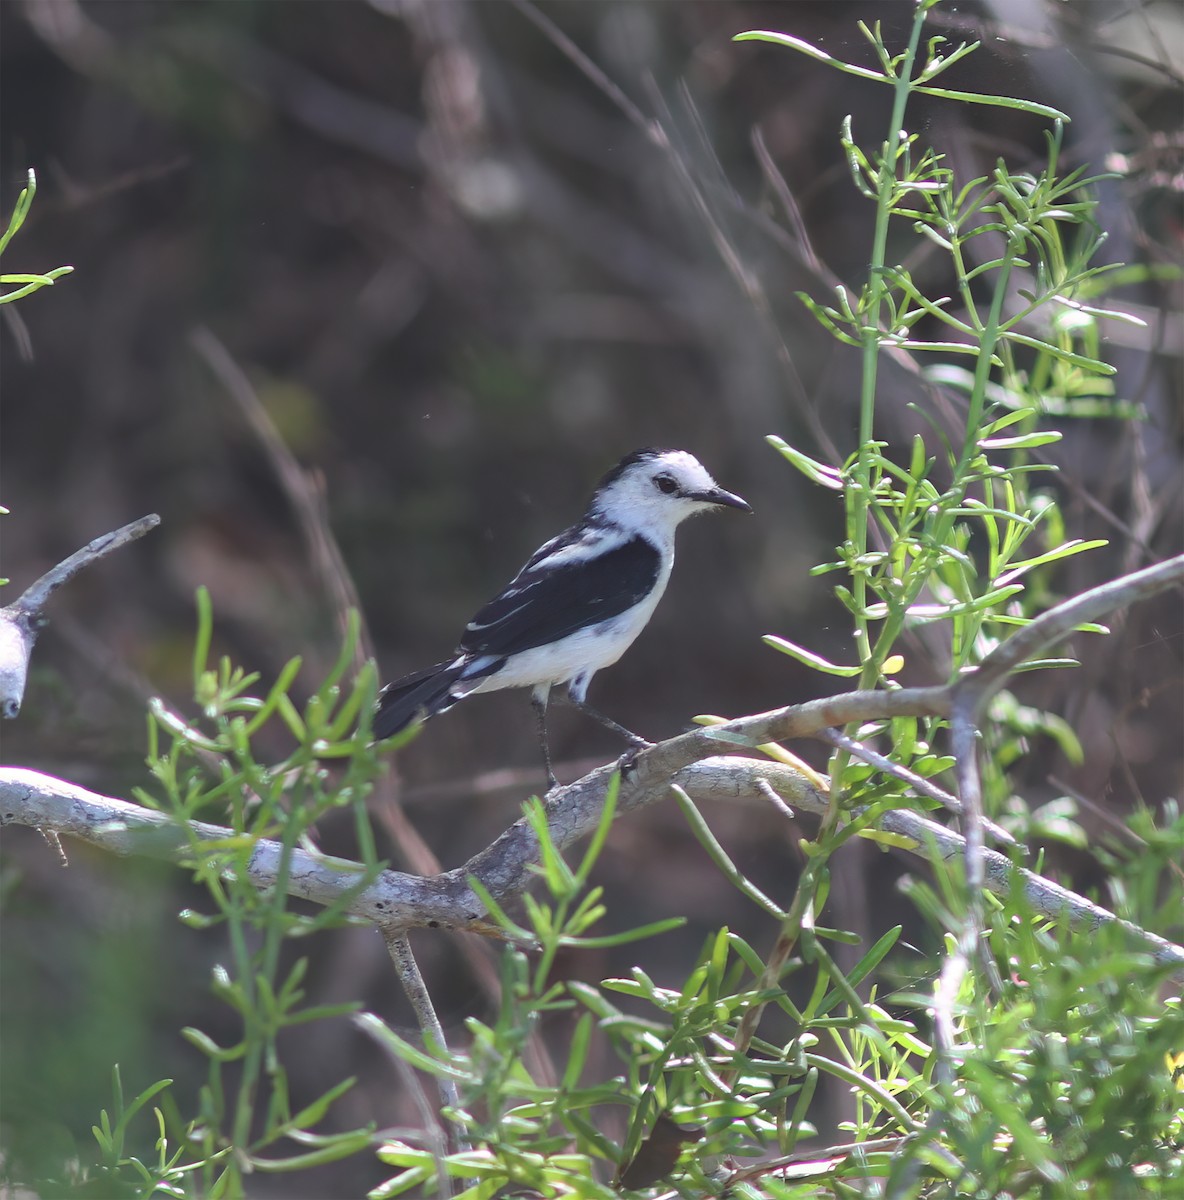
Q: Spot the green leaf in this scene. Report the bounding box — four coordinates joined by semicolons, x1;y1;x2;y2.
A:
558;918;685;949
575;771;619;889
763;635;862;677
671;786;786;918
734;31;888;82
912;84;1067;120
242;656;304;736
978;431;1063;451
525;797;578;897
352;1013;470;1081
284;1076;358;1132
816;927;902;1017
247;1130;375;1171
994;538;1107;586
767;434;846;490
562;1014;593;1091
181;1027;246;1063
1003;330;1116;373
192;587;214;696
566;981;623;1019
370;1163;436;1198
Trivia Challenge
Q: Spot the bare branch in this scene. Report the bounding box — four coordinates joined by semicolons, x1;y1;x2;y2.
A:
935;553;1184;1063
957;553;1184;715
4;755;1181;977
4;554;1181;995
818;725;1017;848
0;514;160;718
383;928;465;1163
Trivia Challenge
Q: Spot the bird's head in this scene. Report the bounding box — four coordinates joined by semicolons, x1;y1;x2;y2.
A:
590;448;751;534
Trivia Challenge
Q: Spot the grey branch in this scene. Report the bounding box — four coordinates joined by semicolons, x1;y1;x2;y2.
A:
3;755;1181;977
0;514;160;718
2;555;1180;977
957;552;1184;715
383;929;465;1160
937;551;1184;1062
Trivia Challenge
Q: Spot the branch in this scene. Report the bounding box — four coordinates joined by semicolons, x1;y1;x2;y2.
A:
955;553;1184;715
383;929;464;1152
0;514;160;718
3;756;1181;977
3;559;1180;972
936;552;1184;1065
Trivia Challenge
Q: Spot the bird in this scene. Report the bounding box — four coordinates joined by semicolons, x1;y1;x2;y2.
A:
372;448;750;787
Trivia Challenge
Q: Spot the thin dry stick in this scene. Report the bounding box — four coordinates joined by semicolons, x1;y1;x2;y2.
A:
383;931;463;1118
190;325;504;1006
189;326;372;669
937;551;1184;1057
725;1135;913;1185
818;726;1017;848
751;125;822;273
958;553;1183;705
0;514;160;718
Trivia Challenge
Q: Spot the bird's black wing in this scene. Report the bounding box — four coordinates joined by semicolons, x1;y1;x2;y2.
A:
459;532;661;659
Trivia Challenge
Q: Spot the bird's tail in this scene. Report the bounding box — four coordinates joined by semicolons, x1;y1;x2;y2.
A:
373;659;467;740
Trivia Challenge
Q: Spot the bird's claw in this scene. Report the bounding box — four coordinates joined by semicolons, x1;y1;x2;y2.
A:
617;743;650;777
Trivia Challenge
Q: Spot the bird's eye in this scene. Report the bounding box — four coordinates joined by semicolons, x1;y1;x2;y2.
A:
654;474;679;495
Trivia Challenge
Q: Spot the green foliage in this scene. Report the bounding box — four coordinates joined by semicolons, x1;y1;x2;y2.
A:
51;591;387;1197
367;790;929;1198
898;848;1184;1196
367;787;1183;1198
0;169;73;304
749;10;1138;833
37;4;1179;1199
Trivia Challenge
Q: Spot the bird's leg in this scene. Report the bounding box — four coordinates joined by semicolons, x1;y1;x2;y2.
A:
564;692;653;751
532;686;558;790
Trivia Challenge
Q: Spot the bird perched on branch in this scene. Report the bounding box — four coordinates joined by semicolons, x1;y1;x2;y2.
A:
373;448;750;787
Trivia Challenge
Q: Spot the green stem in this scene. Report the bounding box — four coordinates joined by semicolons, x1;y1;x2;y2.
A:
852;7;929;656
834;3;931;805
865;242;1019;672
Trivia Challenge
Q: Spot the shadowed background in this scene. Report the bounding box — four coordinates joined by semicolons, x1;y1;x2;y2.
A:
2;1;1180;1193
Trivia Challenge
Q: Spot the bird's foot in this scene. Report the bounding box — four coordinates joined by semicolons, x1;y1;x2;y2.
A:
617;743;651;777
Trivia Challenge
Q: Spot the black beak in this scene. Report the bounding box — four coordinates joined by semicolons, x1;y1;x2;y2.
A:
694;486;751;513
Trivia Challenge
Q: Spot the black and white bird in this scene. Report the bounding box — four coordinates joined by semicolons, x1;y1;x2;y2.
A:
373;448;750;786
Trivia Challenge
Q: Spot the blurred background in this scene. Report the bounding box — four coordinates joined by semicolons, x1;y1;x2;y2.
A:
1;1;1180;1193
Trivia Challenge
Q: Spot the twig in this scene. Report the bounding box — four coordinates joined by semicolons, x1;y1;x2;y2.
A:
818;726;1017;848
0;514;160;718
725;1135;910;1184
956;553;1183;710
190;326;504;1005
750;125;821;274
189;326;371;669
936;552;1184;1055
755;776;797;822
383;931;464;1138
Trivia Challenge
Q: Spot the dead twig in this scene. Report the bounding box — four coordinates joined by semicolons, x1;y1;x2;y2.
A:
0;514;160;718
